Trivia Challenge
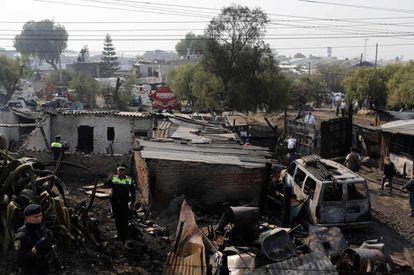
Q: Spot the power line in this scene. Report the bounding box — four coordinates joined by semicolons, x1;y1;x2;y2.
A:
299;0;414;14
2;42;414;53
5;31;414;37
6;32;414;41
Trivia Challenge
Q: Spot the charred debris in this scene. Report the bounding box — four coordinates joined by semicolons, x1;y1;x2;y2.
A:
0;109;413;274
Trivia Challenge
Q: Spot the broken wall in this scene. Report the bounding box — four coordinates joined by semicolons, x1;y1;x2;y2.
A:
0;111;19;148
19;150;131;176
140;157;265;209
23;116;51;151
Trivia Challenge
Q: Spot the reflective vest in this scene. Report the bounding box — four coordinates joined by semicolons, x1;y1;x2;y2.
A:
51;142;63;148
112;176;132;186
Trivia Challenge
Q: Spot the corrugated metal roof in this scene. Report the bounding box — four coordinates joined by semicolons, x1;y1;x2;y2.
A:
57;110;151;118
256;252;337;275
379;119;414;136
138;140;271;167
164;201;206;275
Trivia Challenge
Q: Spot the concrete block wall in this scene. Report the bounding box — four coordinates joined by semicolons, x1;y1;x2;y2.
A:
144;158;265;209
50;114;152;154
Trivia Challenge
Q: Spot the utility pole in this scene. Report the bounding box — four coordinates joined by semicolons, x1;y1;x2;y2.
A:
58;55;62;82
308;61;311;76
363;39;368;61
374;43;379;68
359;53;363;66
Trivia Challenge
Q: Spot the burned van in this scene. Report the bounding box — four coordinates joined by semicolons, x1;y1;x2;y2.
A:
284;155;370;227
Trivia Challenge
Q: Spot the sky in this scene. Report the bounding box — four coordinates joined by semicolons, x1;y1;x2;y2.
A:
1;0;414;60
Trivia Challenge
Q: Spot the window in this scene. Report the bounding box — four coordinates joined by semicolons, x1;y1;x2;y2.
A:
294;168;306;188
347;182;367;200
107;127;115;141
304;177;317;195
322;184;343;201
287;162;296;176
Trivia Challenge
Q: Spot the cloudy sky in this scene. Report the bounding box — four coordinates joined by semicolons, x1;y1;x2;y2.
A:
1;0;414;60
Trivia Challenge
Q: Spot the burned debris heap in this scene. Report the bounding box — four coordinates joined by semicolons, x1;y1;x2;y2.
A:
1;108;414;274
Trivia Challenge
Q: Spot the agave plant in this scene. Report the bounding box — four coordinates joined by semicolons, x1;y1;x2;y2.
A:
0;149;100;253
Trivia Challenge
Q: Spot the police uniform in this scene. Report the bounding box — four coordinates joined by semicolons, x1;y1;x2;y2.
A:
14;204;53;274
51;138;63;161
105;173;136;241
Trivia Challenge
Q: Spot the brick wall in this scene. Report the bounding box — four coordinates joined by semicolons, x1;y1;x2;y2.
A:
142;158;265;209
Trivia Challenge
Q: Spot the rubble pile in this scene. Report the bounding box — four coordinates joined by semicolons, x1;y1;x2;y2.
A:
162;200;403;274
0;150;172;274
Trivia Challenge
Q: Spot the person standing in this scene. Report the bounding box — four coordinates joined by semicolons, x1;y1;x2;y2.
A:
50;135;68;160
381;157;396;193
304;112;316;125
344;148;361;172
340;101;347;117
14;204;55;274
403;174;414;217
105;165;136;242
286;135;297;164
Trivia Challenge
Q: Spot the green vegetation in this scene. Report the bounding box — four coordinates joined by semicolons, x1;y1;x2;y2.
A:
171;5;290;112
101;34;119;77
0;56;24;103
175;32;204;57
14;20;68;71
344;62;414;109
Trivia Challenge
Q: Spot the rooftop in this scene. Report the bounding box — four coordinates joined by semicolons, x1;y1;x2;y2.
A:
378;119;414;136
137;139;274;168
45;109;151;118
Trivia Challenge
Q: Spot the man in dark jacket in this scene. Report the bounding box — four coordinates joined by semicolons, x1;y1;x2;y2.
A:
51;135;69;161
403;174;414;217
14;204;54;274
105;165;136;242
381;157;396;193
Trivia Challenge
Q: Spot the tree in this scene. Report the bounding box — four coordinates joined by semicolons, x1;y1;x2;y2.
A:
0;56;25;103
78;46;89;62
167;63;223;110
203;5;283;111
101;34;119;77
387;61;414;109
343;68;388;107
14;20;68;70
175;32;204;57
294;52;306;58
315;62;347;93
289;75;328;111
69;75;101;108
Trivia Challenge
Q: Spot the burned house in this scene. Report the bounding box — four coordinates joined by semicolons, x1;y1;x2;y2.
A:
0;109;38;150
22;110;153;155
134;140;274;209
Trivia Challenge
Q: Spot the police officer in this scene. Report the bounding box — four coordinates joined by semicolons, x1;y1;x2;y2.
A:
14;204;53;274
51;135;68;161
105;165;136;242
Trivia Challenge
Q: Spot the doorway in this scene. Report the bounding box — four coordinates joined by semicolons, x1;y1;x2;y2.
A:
77;126;94;153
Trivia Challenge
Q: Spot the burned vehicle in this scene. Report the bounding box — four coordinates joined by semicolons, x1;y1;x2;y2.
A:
283;155;371;227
